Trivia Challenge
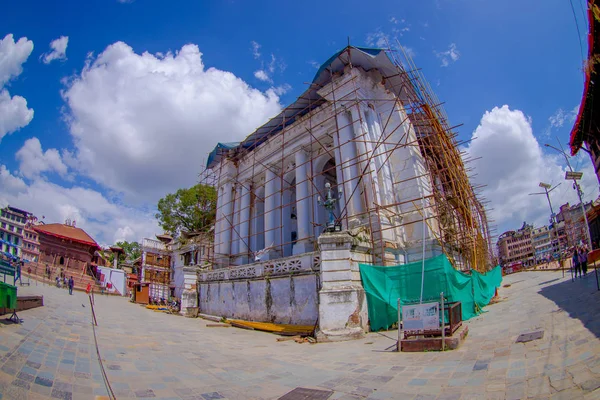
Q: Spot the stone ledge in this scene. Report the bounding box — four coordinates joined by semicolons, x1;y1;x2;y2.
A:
316;327;365;342
400;324;469;352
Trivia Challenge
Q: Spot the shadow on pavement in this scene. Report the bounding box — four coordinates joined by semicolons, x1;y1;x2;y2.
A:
539;273;600;339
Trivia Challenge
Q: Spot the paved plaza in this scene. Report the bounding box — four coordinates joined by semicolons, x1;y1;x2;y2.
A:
0;271;599;400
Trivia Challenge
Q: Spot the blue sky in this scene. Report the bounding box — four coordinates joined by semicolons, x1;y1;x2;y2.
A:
0;0;597;246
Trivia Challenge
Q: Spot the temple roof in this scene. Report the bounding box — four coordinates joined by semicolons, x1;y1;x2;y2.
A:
570;1;599;154
33;223;100;250
207;45;413;169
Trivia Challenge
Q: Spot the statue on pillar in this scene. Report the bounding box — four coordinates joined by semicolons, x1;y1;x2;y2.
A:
318;182;342;232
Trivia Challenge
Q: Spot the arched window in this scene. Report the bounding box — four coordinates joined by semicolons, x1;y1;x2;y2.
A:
59;256;65;265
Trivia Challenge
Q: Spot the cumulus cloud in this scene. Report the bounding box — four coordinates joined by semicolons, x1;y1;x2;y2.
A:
42;36;69;64
254;69;272;83
463;105;599;235
0;34;34;86
61;41;282;203
0;165;159;245
0;90;34;141
15;137;68;179
0;34;34;142
435;43;460;67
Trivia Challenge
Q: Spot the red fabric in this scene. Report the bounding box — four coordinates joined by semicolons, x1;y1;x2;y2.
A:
85;283;92;294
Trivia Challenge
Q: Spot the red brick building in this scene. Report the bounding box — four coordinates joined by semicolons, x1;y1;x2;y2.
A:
34;221;101;276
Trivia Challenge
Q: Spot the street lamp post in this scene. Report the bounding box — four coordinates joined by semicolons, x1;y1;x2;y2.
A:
545;142;599;290
529;182;563;277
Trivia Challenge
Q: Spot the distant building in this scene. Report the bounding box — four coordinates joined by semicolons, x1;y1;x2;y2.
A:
0;206;30;259
556;202;593;248
549;220;568;255
21;216;41;263
34;220;101;274
140;235;172;301
497;222;534;267
531;226;552;263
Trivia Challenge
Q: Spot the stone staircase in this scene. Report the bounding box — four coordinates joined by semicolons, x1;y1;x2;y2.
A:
22;262;105;293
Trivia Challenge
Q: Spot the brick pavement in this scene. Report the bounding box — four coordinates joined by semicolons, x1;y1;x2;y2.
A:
0;271;599;399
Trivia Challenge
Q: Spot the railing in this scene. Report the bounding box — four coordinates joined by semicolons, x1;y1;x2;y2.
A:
199;252;320;282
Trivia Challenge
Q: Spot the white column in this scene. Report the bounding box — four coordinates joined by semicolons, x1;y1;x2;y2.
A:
238;182;251;264
294;150;312;254
338;110;365;226
264;168;281;259
231;188;241;260
218;181;234;266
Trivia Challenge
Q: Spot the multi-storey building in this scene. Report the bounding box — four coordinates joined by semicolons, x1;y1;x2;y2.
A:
21;216;41;263
556;202;593;248
140;236;172;301
549;220;568;255
497;222;534;267
0;206;30;259
531;226;552;264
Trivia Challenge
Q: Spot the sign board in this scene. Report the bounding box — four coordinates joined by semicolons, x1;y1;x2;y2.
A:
402;302;440;331
0;266;15;276
565;171;583;180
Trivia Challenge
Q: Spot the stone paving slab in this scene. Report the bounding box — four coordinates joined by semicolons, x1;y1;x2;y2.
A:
0;272;599;399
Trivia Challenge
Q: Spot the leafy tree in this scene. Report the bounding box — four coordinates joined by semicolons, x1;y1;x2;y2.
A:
115;241;141;261
155;183;217;237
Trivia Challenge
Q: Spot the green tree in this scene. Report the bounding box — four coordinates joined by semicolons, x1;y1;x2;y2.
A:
155;183;217;237
115;241;141;261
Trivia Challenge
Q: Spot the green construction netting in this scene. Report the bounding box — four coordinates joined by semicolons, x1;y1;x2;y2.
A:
359;254;502;331
0;281;17;310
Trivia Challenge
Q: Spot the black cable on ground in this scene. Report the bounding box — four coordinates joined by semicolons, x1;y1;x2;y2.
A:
89;295;117;400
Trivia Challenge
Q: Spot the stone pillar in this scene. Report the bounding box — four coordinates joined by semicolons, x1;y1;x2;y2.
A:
218;181;234;266
317;231;368;342
180;266;200;317
231;188;241;259
264;168;281;260
337;110;365;227
294;150;312;254
238;182;251;264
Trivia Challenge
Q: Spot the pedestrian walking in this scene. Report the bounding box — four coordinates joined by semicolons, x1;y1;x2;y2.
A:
572;248;582;279
56;276;61;288
63;276;68;289
68;276;74;295
579;246;589;276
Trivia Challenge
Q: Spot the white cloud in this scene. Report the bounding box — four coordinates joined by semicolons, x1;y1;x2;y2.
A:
0;165;27;193
254;69;272;83
545;106;579;135
435;43;460;67
271;84;291;96
390;16;398;24
61;41;282;203
307;60;320;69
366;31;390;48
0;34;34;142
250;41;261;59
42;36;69;64
0;165;159;245
404;47;416;59
0;90;34;141
0;34;34;86
463;105;599;235
15;137;68;179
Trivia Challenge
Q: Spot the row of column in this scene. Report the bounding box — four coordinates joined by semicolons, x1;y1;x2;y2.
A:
215;149;315;265
214;103;405;265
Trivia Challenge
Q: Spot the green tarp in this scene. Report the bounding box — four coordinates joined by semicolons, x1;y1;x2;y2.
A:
0;281;17;310
359;254;502;331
